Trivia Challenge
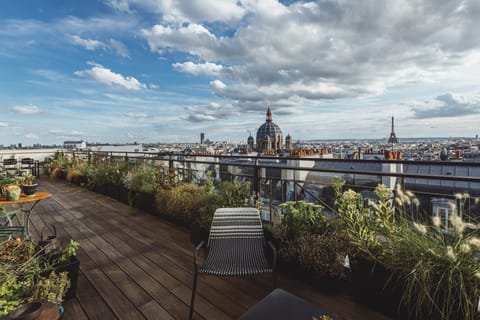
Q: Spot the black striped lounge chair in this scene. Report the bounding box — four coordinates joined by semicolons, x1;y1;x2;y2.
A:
189;207;277;320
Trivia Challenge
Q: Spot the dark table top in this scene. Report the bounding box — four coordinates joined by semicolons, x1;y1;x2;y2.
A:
238;288;341;320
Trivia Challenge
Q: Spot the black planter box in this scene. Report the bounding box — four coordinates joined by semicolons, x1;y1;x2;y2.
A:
350;257;404;318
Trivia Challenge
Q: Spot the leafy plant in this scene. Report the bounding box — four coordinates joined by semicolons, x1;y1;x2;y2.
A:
0;237;79;316
28;271;70;305
156;183;207;225
0;275;28;315
56;240;79;265
123;163;162;206
336;180;480;319
277;201;326;239
198;181;251;231
0;240;39;316
17;174;36;186
279;230;353;281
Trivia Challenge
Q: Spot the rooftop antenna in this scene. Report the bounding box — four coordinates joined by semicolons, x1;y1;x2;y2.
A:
388;116;399;151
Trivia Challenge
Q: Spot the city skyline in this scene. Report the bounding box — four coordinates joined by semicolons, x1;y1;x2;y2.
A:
1;0;479;145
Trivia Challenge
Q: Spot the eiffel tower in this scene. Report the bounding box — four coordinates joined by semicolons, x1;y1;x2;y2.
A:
388;116;399;148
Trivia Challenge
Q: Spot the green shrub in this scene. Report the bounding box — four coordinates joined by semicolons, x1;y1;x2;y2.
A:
277;201;327;239
279;231;352;280
198;181;251;230
85;161;130;190
123;164;160;194
156;184;207;225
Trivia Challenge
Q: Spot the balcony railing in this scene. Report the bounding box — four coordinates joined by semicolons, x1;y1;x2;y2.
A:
63;150;480;221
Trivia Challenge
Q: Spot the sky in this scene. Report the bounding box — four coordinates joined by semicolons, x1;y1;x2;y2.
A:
0;0;479;145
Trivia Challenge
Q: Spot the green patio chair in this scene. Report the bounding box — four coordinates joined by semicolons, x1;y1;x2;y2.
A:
0;225;25;241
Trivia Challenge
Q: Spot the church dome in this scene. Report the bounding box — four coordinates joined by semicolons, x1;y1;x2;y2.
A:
256;107;283;152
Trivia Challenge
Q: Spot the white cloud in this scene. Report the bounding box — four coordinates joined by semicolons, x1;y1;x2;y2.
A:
173;61;224;76
411;93;480;118
142;23;218;58
184;102;240;122
210;80;226;90
109;39;130;58
12;105;41;114
48;129;85;136
125;112;148;118
104;0;132;13
71;36;130;58
149;84;159;89
0;122;8;127
25;133;38;139
107;0;246;24
142;0;480;110
71;35;106;51
74;63;146;90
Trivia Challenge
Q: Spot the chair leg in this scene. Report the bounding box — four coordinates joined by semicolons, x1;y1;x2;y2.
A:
189;269;199;320
273;271;277;289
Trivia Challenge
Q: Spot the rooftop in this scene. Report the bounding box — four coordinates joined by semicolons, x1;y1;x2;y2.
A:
26;178;389;320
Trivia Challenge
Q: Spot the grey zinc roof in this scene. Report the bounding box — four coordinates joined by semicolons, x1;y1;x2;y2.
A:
404;164;480;191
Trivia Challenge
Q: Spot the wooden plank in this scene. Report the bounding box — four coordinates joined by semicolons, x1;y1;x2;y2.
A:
62;297;89;320
74;272;117;320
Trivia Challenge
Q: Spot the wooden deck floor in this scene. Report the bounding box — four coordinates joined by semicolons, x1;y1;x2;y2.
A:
23;179;391;320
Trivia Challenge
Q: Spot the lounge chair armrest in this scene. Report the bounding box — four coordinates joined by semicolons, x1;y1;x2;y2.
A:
193;240;205;266
267;240;277;271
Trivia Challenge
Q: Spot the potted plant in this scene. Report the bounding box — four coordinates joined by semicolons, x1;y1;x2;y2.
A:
18;174;38;197
4;184;21;201
0;238;71;317
335;180;480;319
39;239;80;300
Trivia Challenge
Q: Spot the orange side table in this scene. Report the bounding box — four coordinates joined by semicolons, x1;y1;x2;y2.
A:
0;192;52;238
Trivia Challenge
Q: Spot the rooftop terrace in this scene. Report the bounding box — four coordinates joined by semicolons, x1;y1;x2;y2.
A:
26;178;390;320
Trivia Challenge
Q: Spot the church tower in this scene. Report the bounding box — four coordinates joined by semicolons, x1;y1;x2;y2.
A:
256;106;283;153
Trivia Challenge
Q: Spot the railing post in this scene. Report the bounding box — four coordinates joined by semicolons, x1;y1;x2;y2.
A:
269;180;273;223
169;155;175;185
293;169;297;202
253;157;260;195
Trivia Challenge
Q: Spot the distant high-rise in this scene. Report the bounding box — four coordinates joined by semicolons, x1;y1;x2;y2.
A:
200;132;205;144
388;116;399;147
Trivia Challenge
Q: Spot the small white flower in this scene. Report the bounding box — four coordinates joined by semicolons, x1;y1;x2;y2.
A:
394;197;403;207
432;216;441;227
413;222;427;235
450;214;465;233
460;243;471;253
446;246;456;261
467;237;480;249
412;198;420;207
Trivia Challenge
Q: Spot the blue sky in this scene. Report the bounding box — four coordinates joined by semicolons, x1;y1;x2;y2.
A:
1;0;479;145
